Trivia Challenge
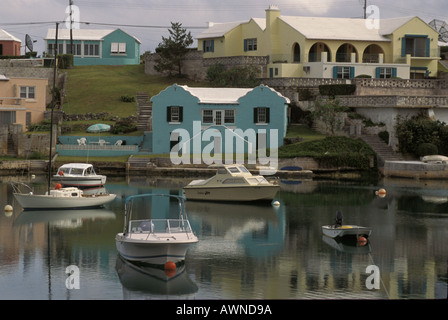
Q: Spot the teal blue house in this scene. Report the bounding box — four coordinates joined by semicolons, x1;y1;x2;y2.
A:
45;28;140;66
150;84;290;160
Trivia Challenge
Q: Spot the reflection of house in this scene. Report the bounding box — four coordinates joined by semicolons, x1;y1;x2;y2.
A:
196;5;440;79
0;29;21;56
0;75;48;129
44;28;141;66
150;84;289;155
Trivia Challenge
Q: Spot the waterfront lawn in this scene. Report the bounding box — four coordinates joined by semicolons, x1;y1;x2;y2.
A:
63;64;208;117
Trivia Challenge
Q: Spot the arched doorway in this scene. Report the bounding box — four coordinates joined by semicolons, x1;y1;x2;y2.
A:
293;43;300;62
362;44;385;63
308;42;331;62
336;43;358;62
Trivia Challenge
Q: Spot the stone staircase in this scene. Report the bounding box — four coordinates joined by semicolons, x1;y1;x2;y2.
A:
360;134;404;167
136;92;152;131
7;134;16;157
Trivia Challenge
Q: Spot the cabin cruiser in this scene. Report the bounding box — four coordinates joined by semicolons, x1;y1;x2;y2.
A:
182;164;279;202
53;163;106;188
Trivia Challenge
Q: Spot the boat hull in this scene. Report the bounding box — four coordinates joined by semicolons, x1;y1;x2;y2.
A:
115;233;198;265
183;185;279;202
322;225;371;239
13;193;116;210
52;175;106;188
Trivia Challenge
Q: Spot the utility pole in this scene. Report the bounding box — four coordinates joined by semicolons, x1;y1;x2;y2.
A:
363;0;367;19
48;22;58;194
69;0;73;54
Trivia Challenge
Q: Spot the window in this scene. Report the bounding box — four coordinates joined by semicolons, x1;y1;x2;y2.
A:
167;106;183;123
403;36;428;57
202;109;235;125
254;107;270;124
202;110;213;123
203;40;214;52
0;111;16;125
333;66;354;79
84;43;99;56
66;43;81;55
224;110;234;124
47;43;64;55
20;86;35;99
111;42;126;54
244;38;257;51
376;67;397;79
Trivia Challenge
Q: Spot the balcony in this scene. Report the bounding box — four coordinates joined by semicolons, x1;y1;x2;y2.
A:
0;97;25;109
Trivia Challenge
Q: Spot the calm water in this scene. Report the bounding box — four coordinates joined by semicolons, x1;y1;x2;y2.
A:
0;175;447;300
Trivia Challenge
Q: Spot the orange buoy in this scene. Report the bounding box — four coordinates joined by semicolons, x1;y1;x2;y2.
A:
164;261;176;276
357;236;367;246
375;188;386;197
55;183;62;190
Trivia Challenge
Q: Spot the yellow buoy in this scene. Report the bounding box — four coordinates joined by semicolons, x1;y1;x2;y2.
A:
4;205;13;212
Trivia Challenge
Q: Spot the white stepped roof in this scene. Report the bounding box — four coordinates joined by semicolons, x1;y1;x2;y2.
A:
45;28;141;43
196;14;418;42
0;29;21;42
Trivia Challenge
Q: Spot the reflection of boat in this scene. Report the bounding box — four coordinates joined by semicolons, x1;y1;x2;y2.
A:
322;225;372;239
11;181;116;210
182;164;279;202
322;236;371;253
115;194;198;265
115;255;198;298
53;163;106;188
13;208;116;228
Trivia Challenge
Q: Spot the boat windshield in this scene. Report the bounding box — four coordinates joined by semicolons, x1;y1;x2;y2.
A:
70;168;84;175
227;166;240;174
238;166;249;173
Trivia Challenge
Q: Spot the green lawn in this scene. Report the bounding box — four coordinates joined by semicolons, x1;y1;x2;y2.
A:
62;64;208;117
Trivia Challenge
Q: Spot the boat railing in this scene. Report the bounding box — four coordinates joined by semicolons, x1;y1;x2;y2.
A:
129;218;194;237
10;181;34;194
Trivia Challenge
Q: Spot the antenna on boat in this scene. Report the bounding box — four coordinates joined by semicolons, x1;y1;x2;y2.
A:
47;22;59;195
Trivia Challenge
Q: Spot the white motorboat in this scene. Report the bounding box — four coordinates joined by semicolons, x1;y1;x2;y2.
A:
53;163;106;188
11;182;116;210
182;164;279;202
115;194;198;265
321;225;372;239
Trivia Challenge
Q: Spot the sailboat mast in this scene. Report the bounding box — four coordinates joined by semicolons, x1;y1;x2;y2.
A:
48;22;59;194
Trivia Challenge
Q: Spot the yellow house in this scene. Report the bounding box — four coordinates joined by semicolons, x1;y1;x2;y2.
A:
0;75;48;130
196;5;440;79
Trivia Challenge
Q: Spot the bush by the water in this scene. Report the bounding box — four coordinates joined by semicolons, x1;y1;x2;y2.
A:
278;136;376;170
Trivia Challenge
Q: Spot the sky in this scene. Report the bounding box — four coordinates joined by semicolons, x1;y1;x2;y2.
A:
1;0;447;56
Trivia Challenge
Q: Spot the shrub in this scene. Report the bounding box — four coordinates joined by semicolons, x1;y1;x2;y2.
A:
395;113;448;156
57;54;74;69
120;95;135;102
416;143;438;157
111;118;137;134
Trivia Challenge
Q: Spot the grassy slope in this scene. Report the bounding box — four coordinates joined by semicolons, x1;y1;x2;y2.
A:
62;64;207;117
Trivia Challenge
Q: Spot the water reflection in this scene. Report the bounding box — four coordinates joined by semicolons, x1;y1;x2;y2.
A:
0;176;446;299
115;255;198;299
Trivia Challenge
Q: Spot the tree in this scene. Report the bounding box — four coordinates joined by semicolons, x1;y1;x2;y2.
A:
154;22;193;77
310;99;348;135
206;63;261;87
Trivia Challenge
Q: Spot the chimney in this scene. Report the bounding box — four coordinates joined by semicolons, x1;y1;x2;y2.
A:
266;5;280;29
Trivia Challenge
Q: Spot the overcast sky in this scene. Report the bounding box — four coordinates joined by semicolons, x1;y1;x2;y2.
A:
1;0;447;55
